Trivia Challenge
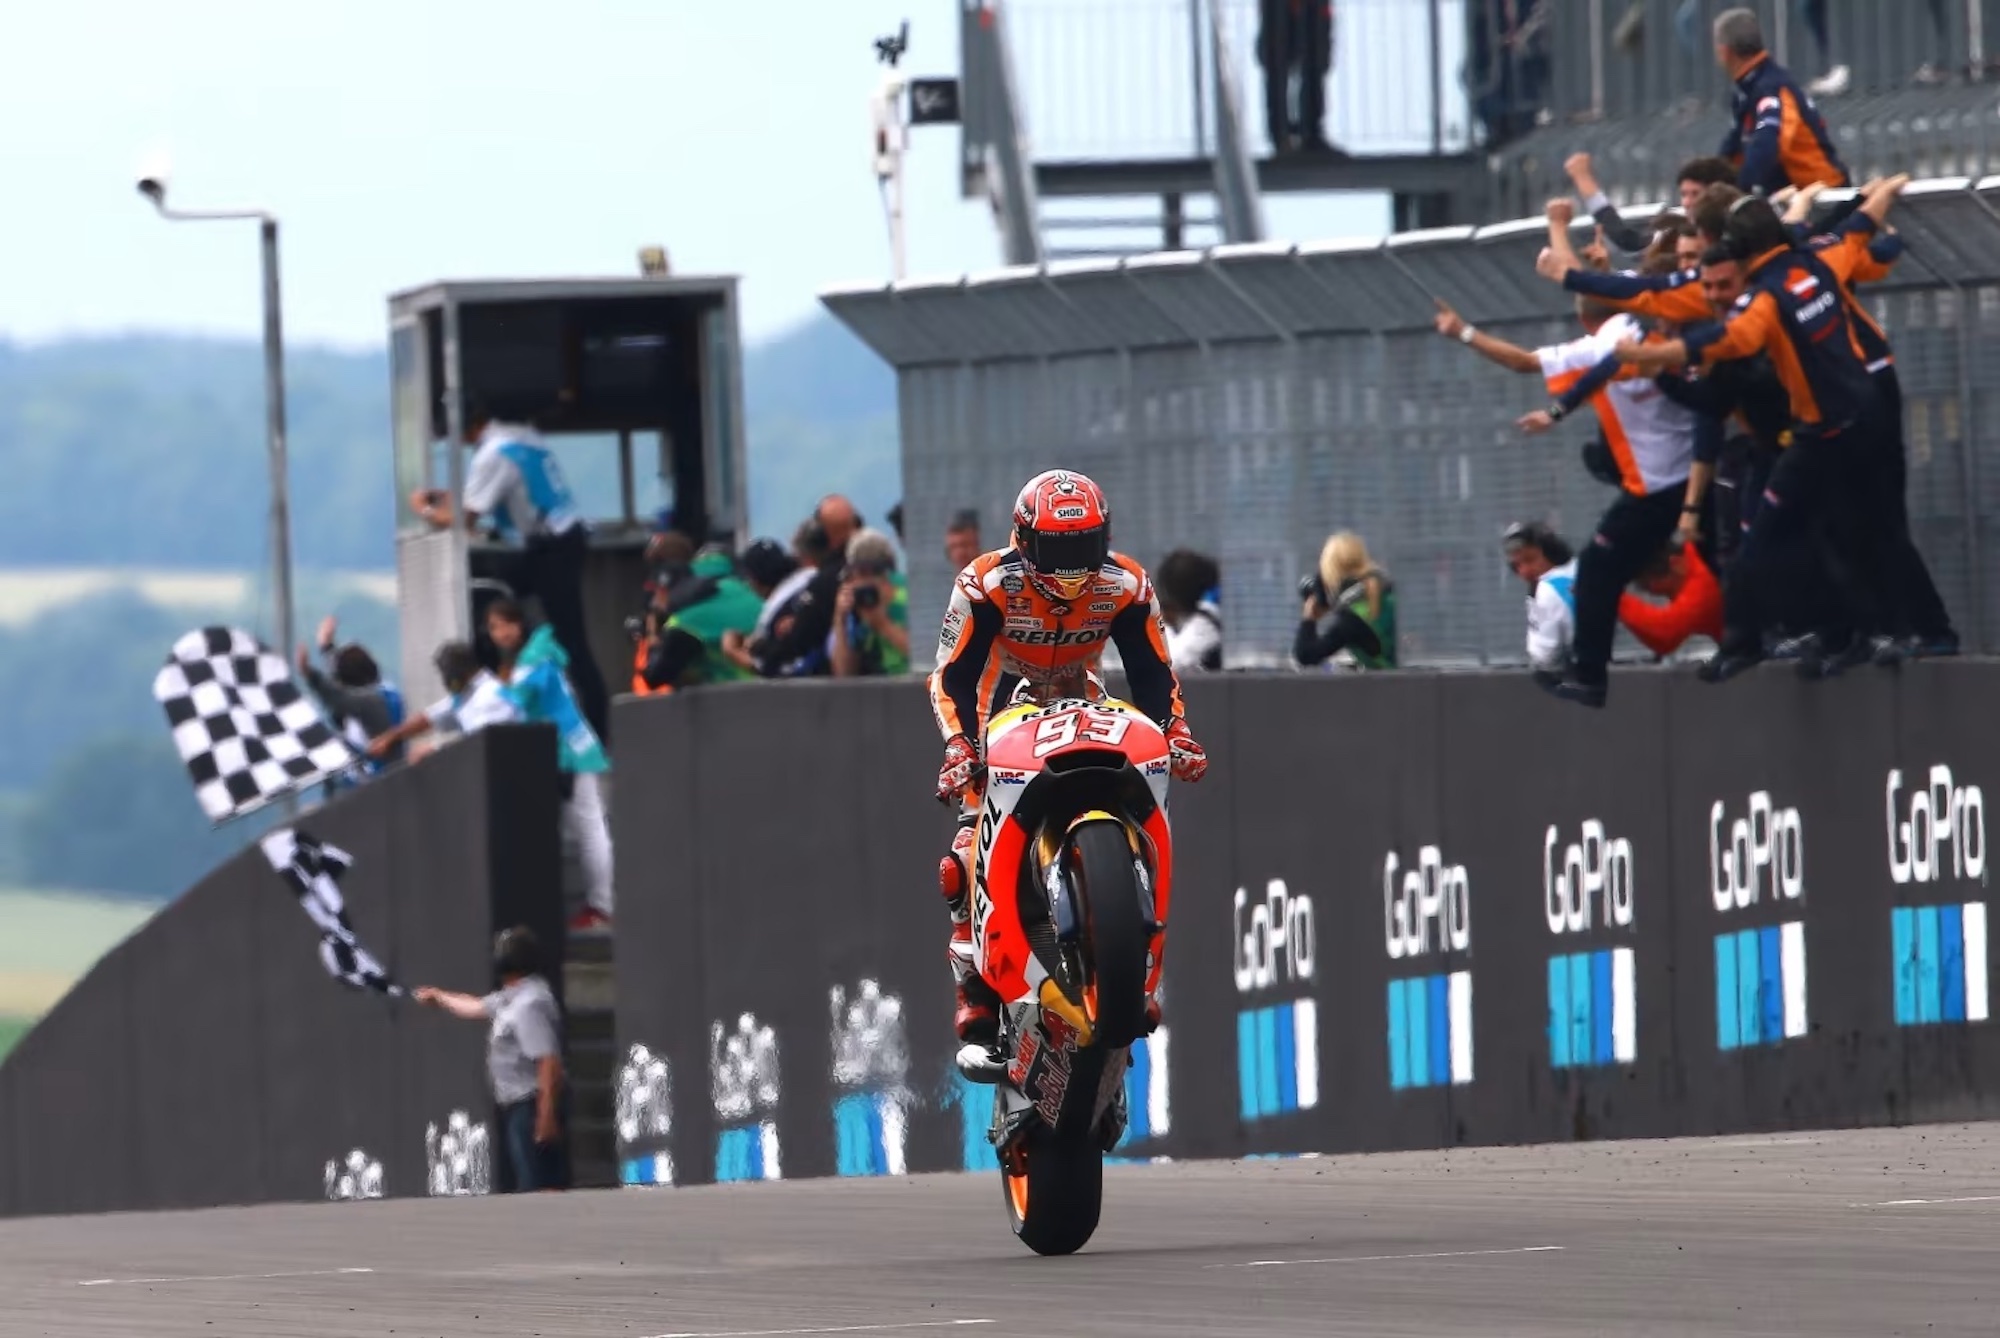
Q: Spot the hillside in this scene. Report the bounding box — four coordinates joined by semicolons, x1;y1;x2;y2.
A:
0;314;899;905
0;312;899;568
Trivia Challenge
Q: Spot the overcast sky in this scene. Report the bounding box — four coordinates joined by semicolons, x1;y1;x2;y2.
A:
0;0;1393;349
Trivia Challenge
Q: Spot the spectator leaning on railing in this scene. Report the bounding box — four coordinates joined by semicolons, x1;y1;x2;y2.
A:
296;614;404;783
1294;532;1396;671
832;528;911;678
368;641;522;762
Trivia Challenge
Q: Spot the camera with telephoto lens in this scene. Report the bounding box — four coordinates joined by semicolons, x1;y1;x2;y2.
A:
1298;572;1328;605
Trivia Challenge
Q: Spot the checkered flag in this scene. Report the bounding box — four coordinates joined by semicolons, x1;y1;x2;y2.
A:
260;826;402;996
153;627;358;824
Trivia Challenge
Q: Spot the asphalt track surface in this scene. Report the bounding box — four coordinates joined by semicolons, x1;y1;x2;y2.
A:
8;1125;2000;1338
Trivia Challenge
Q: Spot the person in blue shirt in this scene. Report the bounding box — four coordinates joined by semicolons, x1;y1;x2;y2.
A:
410;397;611;747
486;599;615;935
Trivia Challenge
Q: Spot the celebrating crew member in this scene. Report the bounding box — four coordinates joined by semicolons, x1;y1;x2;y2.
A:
1435;280;1696;709
1712;7;1849;197
1613;196;1883;681
928;470;1207;1051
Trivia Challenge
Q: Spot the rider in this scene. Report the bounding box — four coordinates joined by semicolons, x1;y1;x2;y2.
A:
928;470;1209;1048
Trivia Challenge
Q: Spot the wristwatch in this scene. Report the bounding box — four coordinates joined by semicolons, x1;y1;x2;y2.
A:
1547;400;1568;421
1458;325;1478;345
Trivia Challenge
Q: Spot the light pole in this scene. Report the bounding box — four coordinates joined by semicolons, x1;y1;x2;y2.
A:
136;174;296;697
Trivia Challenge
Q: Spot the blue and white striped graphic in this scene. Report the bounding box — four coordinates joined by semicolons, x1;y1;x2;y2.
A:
832;1092;908;1177
1236;1001;1319;1119
1547;948;1637;1068
1714;923;1808;1049
1892;902;1990;1026
714;1122;781;1182
1387;971;1473;1089
619;1152;674;1187
1119;1031;1172;1144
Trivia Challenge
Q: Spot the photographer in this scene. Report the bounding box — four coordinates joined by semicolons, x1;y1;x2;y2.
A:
1294;532;1397;670
831;528;911;678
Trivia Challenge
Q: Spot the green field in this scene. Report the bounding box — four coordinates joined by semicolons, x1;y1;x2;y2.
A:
0;887;163;1025
0;1015;28;1065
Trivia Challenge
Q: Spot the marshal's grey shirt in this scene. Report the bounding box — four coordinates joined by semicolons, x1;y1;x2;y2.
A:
482;975;562;1105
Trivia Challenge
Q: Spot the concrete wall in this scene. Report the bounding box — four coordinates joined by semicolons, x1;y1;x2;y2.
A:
0;726;562;1217
611;666;2000;1185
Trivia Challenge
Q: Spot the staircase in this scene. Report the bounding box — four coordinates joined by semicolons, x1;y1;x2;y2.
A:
564;933;619;1189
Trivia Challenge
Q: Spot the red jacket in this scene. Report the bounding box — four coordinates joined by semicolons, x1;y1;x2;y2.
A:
1619;545;1723;657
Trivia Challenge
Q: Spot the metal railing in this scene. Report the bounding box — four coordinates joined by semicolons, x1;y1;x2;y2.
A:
1544;0;1993;132
976;0;1472;162
824;177;2000;668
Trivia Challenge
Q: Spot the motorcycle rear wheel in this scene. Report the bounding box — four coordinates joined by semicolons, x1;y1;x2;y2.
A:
1002;1127;1104;1256
1073;819;1150;1049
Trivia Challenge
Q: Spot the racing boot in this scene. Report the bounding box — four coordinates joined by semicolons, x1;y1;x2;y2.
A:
940;822;1005;1055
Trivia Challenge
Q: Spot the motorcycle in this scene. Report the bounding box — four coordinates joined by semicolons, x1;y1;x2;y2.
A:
955;679;1175;1256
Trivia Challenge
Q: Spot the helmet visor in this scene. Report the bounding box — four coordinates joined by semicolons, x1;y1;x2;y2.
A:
1023;525;1108;583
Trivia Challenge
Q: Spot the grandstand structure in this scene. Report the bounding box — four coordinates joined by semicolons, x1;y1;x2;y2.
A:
826;181;2000;668
837;0;2000;665
957;0;2000;254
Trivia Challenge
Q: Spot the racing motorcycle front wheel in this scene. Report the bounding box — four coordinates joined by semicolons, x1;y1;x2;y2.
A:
1002;1126;1104;1256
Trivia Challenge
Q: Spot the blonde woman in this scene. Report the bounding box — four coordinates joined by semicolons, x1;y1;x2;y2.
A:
1294;532;1397;670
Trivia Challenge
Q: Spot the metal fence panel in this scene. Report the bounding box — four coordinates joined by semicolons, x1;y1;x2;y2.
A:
827;178;2000;666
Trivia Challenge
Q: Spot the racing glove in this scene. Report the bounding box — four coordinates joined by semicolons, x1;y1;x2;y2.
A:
1162;717;1208;783
936;733;985;803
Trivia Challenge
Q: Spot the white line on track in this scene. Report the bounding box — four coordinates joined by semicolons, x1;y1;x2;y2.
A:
79;1266;374;1287
642;1321;995;1338
1850;1195;2000;1208
1207;1244;1566;1270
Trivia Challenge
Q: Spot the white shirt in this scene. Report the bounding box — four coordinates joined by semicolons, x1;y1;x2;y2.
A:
1166;602;1223;672
462;422;583;545
1538;314;1696;497
1527;560;1579;672
755;566;817;640
424;671;523;735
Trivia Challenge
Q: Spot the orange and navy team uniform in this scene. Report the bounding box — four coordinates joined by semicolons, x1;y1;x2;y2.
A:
1720;52;1850;196
929;548;1186;746
1682;246;1879;431
1560;219;1899;330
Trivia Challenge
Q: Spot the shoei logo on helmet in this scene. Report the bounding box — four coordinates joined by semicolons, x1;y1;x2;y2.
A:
1052;505;1088;521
